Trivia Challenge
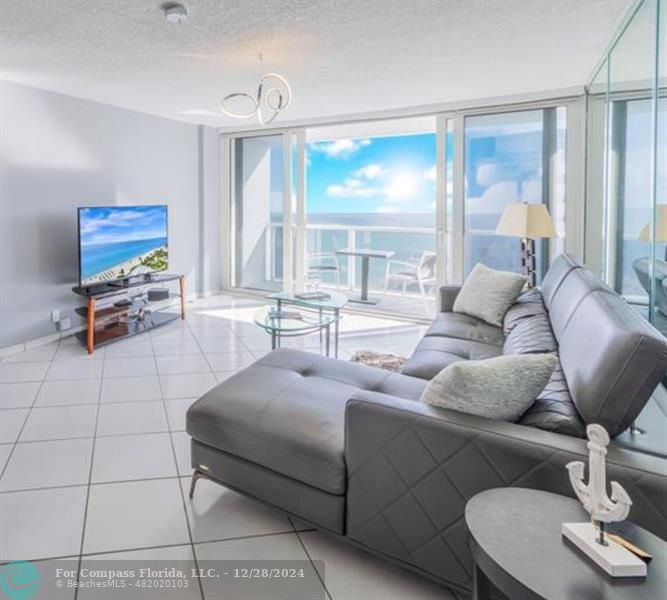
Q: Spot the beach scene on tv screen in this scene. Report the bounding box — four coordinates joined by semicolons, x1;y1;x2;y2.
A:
79;206;168;285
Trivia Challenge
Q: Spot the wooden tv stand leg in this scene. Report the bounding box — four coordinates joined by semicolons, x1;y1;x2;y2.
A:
87;297;95;354
179;276;186;320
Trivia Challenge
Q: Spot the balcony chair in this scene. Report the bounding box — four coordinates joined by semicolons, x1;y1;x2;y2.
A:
307;252;341;287
383;250;437;309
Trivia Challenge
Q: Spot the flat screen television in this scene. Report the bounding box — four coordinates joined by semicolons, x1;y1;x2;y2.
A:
78;205;168;286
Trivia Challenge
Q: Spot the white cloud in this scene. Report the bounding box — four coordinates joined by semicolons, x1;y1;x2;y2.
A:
326;177;380;198
355;164;385;179
376;205;401;213
326;167;427;202
310;138;371;158
424;166;436;182
325;163;387;198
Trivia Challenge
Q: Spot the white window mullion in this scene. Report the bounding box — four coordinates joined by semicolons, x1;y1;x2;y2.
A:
452;114;466;284
222;135;234;289
282;131;294;291
435;115;448;287
564;99;586;261
295;130;307;289
604;101;623;289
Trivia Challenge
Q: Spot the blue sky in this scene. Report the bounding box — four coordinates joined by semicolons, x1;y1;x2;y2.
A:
306;134;438;214
80;206;167;246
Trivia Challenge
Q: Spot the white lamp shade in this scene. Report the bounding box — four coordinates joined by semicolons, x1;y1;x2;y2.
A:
495;203;557;239
638;204;667;243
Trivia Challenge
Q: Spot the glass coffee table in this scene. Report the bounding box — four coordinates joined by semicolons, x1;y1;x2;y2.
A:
266;291;348;357
254;307;340;356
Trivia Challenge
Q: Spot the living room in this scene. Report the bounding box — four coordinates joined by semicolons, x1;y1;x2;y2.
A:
1;1;665;599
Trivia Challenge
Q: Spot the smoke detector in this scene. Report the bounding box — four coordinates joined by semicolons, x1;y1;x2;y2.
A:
163;3;188;24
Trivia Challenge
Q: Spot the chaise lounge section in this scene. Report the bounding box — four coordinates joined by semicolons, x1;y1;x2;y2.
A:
186;255;667;594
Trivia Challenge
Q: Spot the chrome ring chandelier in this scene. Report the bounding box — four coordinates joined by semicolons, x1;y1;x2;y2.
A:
219;56;292;126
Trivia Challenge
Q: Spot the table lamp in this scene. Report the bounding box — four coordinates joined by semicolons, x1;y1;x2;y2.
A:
638;204;667;261
495;202;557;287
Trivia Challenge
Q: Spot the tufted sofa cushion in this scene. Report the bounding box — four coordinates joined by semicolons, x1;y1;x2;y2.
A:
519;358;586;437
503;315;557;355
502;290;557;355
502;288;547;335
186;349;426;495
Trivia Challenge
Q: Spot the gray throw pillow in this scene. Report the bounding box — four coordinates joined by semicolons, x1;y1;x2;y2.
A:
453;263;527;327
503;288;545;335
420;354;557;422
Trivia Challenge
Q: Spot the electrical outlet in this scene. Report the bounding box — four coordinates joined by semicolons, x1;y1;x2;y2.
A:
51;309;60;323
58;317;72;331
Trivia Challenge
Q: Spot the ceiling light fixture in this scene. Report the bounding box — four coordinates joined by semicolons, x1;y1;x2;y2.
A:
219;54;292;126
163;3;188;24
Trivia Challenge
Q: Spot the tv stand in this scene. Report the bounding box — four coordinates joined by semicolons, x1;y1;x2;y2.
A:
72;274;186;354
106;273;159;288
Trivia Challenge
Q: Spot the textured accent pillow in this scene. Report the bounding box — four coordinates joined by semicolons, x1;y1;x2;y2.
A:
453;263;527;327
420;354;557;422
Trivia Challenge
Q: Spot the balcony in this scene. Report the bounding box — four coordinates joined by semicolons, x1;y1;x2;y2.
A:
265;222;436;319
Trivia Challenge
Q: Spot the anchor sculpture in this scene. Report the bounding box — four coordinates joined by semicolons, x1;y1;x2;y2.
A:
562;424;645;577
566;424;632;543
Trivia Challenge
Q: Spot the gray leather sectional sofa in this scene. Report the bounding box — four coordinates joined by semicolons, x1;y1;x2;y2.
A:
186;254;667;594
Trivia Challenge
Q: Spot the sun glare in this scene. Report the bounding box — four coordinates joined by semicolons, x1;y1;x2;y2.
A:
385;170;419;200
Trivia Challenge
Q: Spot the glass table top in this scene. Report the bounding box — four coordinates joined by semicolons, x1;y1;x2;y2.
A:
267;290;348;310
253;307;339;333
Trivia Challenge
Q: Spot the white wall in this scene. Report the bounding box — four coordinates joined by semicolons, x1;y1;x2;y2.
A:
238;138;273;289
0;81;219;348
198;125;222;295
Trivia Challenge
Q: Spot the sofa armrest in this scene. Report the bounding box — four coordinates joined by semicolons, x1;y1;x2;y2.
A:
344;390;667;590
438;285;461;312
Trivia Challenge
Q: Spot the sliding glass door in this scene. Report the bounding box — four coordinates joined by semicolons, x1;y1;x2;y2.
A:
304;118;438;317
227;105;572;314
462;108;566;281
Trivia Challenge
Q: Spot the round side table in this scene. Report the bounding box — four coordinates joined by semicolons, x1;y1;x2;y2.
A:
253;307;339;356
465;488;665;600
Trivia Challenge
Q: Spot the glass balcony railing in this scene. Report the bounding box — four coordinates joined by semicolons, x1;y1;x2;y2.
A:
265;222;519;295
267;222;436;294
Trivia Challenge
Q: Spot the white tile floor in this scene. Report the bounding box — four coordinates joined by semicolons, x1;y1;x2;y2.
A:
0;294;460;600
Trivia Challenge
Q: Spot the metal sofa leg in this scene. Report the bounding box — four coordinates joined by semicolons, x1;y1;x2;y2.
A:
188;469;209;498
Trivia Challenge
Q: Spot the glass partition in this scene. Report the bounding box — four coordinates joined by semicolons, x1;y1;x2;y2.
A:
589;0;664;337
655;0;667;330
586;0;666;445
607;1;657;311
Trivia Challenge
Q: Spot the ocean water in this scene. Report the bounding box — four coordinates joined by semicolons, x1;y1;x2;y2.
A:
80;237;167;279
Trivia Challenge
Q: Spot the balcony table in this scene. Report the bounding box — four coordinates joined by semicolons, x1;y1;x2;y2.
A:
335;248;395;304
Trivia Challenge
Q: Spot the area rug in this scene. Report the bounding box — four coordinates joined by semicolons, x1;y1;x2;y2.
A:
350;350;408;372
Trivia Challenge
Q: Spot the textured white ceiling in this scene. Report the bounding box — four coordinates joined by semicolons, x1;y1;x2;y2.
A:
0;0;632;127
